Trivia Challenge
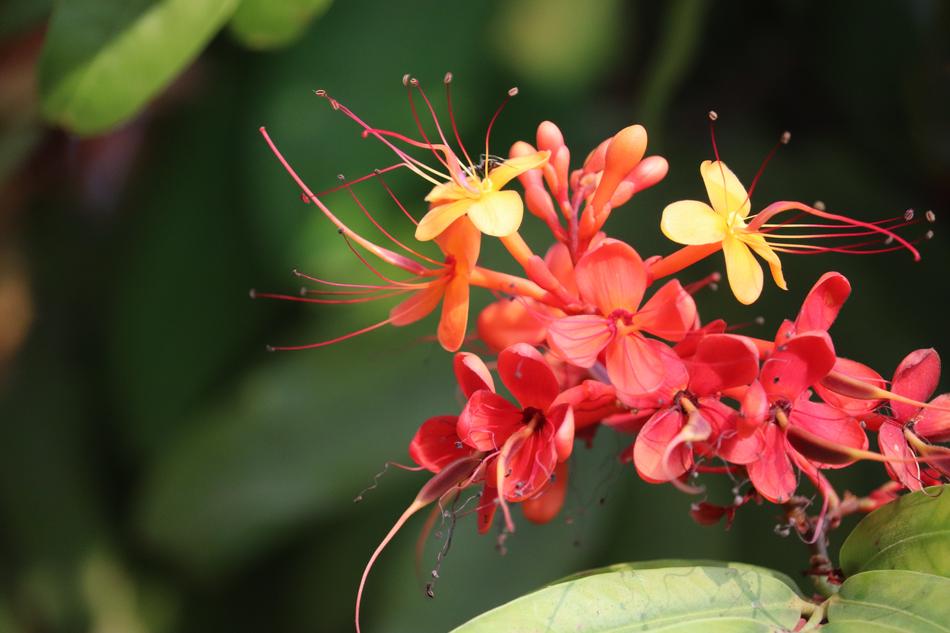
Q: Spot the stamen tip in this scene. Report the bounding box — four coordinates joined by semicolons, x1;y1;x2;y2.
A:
507;87;519;97
709;282;719;291
711;272;722;282
926;209;936;223
337;173;346;181
248;288;257;299
904;208;915;221
265;344;276;352
755;316;765;325
780;131;791;144
926;229;934;240
707;110;719;121
813;200;826;211
314;89;326;97
443;72;453;84
401;73;410;87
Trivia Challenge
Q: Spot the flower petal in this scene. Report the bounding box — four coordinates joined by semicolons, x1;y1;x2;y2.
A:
434;215;481;268
660;200;726;245
685;333;760;395
415;198;473;241
794;272;851;333
633;409;690;483
700;160;751;218
606;334;671;396
722;233;763;305
457;390;522;451
547;315;613;368
633;279;697;341
409;415;471;473
453;352;494;397
742;233;787;291
789;399;867;469
813;357;885;415
436;271;470;352
389;282;445;326
891;348;941;422
915;393;950;442
747;424;797;503
878;422;922;491
477;298;549;353
498;343;560;410
486;150;550;190
761;331;837;401
522;461;568;525
465;190;524;237
574;238;646;313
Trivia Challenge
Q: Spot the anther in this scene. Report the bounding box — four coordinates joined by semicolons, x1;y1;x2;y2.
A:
707;110;718;121
248;289;257;299
300;192;311;203
431;569;439;579
904;208;915;221
265;345;276;352
754;316;765;325
401;74;410;86
443;72;453;84
814;200;826;211
410;78;420;87
507;87;519;97
780;131;791;144
926;230;934;240
298;287;307;297
709;282;719;291
885;235;895;245
424;583;435;599
337;228;344;235
314;89;326;96
926;210;936;223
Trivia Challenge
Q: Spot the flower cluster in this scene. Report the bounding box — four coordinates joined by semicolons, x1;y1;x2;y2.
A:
255;76;943;632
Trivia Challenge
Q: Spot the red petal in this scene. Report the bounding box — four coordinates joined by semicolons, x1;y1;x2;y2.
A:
686;334;760;395
878;422;922;491
891;348;941;422
794;272;851;333
409;415;471;472
915;393;950;442
548;404;575;462
476;298;549;353
453;352;494;398
546;315;613;368
814;357;885;415
718;425;766;465
789;399;867;469
633;279;697;341
673;319;727;358
761;331;836;401
739;380;769;434
606;334;665;396
747;424;797;503
501;425;557;501
522;462;569;525
457;390;521;451
574;239;646;314
633;409;691;483
498;343;561;410
552;380;619;429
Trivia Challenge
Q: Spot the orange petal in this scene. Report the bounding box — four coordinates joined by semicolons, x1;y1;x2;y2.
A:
436;272;469;352
574;239;646;314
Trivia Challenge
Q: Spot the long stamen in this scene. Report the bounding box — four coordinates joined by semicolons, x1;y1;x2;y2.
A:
312;164;405;197
339;232;435;289
743;131;790;205
402;75;452;171
372;169;420;226
251;290;407;305
443;72;476;170
485;87;518;168
259;127;430;275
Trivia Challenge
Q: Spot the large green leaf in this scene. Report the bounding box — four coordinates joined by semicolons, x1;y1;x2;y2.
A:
824;570;950;632
38;0;239;135
840;485;950;578
229;0;332;49
551;559;803;596
451;565;804;632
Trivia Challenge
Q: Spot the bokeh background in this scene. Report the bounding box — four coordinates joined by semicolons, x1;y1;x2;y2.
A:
1;1;949;631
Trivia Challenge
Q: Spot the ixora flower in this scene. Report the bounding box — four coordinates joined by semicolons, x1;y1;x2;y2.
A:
655;115;926;304
316;76;549;241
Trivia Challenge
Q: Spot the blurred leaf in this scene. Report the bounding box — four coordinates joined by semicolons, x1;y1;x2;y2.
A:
229;0;332;50
491;0;624;91
451;565;803;632
840;485;950;578
0;0;52;39
38;0;239;135
824;570;950;632
551;558;803;595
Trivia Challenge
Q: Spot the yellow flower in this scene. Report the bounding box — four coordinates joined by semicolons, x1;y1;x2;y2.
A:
660;160;786;304
414;151;550;241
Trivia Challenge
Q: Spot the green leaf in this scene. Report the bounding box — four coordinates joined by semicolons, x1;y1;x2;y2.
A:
824;570;950;632
840;485;950;578
451;565;804;632
229;0;332;50
551;559;803;596
38;0;239;135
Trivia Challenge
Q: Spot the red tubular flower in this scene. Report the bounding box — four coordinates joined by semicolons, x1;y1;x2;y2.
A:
457;344;575;530
878;348;950;490
547;239;696;401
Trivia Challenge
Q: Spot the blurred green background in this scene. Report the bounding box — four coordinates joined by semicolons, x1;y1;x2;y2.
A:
1;1;948;631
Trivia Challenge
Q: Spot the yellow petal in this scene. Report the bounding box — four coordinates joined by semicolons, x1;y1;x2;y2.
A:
660;200;727;245
466;190;524;237
700;160;751;219
742;233;787;290
415;198;473;241
485;150;550;190
424;180;470;204
722;233;763;305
